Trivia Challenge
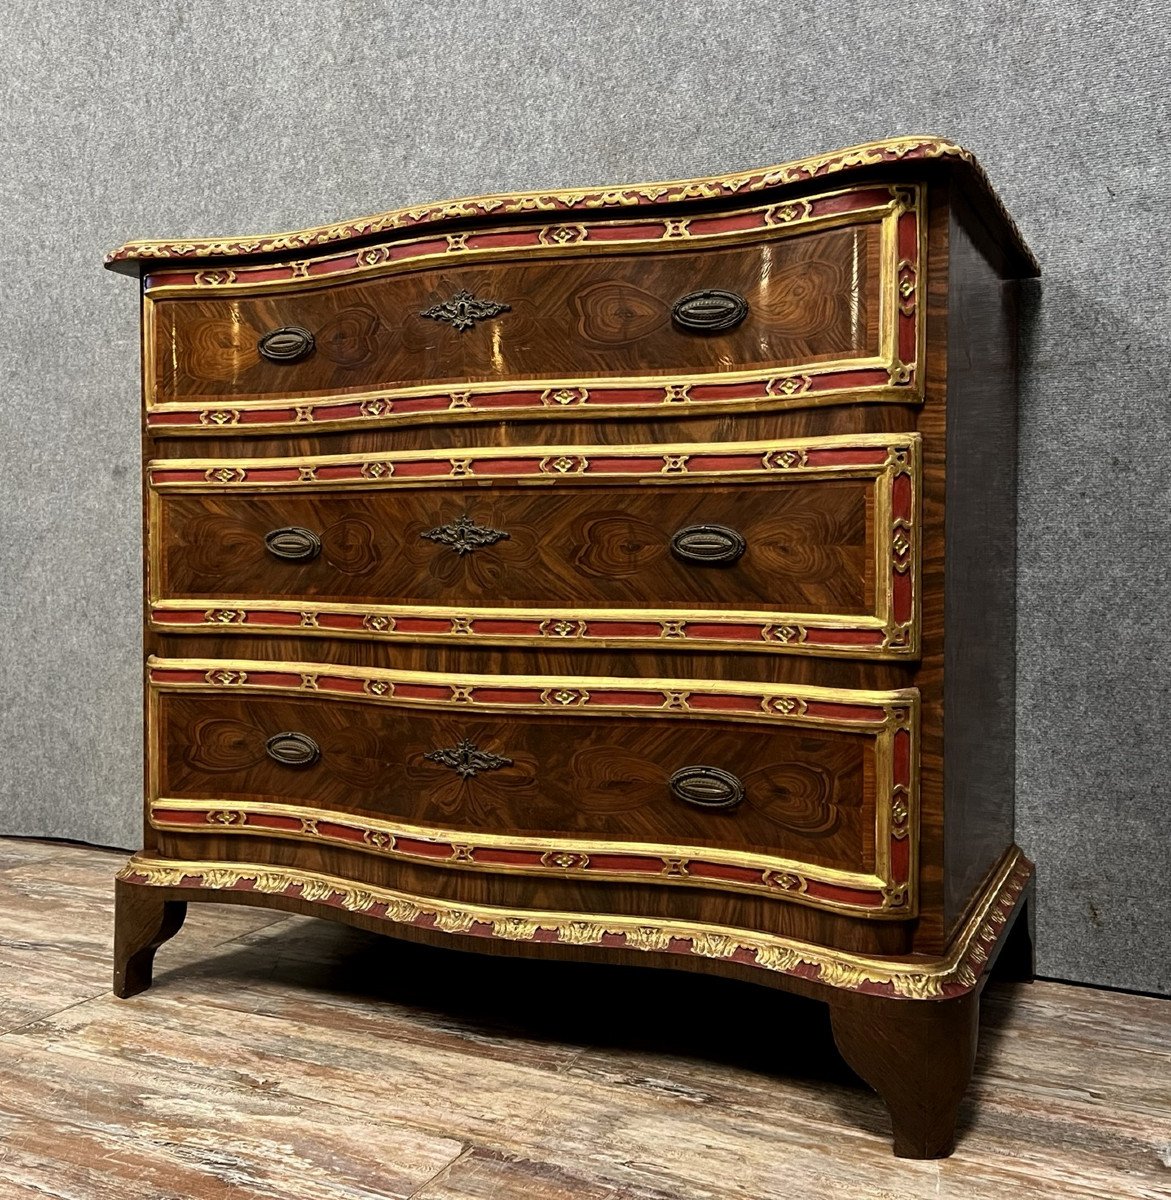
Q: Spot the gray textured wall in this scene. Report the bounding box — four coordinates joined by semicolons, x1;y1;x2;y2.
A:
1;1;1167;993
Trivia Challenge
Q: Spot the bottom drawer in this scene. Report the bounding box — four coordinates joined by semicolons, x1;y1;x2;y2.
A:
147;657;918;919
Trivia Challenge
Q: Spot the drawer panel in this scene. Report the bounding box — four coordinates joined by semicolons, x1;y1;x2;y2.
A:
149;434;920;659
148;657;918;918
143;183;923;434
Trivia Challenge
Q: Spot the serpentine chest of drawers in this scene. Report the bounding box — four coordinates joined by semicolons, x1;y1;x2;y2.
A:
107;136;1037;1158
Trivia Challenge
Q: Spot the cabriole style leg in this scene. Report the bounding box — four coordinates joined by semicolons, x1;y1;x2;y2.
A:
828;988;981;1159
113;877;187;998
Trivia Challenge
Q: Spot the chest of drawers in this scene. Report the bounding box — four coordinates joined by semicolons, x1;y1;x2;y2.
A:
107;137;1037;1158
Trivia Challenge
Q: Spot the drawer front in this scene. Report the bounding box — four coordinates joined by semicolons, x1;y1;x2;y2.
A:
143;183;923;434
148;658;918;918
149;435;920;659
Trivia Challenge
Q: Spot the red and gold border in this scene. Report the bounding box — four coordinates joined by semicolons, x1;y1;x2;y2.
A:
148;434;921;660
141;183;923;433
148;794;907;915
140;184;894;293
116;846;1032;999
107;136;1036;274
147;658;919;917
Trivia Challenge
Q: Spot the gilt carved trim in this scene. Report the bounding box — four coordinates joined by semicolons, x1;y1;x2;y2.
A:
116;847;1032;999
106;136;1036;274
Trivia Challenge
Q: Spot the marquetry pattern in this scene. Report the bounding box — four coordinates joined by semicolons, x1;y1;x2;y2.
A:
109;135;1035;274
117;847;1031;1000
147;658;919;915
141;183;922;434
149;435;921;658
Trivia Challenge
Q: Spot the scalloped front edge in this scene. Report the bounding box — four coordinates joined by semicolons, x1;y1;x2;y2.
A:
105;136;1037;275
117;845;1032;1000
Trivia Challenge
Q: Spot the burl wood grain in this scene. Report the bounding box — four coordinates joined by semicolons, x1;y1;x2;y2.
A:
151;223;881;402
157;693;871;869
154;478;872;614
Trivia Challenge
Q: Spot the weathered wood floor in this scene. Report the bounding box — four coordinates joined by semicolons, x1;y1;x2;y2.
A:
0;837;1167;1199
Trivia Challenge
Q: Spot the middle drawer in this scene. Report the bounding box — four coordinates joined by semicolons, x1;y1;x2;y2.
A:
149;433;920;659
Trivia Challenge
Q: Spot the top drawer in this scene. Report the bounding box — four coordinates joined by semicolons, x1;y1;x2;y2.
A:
144;183;923;435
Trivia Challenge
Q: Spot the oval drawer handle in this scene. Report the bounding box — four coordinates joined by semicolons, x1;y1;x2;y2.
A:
669;766;745;810
670;524;746;566
264;526;322;561
671;289;748;334
265;731;321;767
257;326;316;363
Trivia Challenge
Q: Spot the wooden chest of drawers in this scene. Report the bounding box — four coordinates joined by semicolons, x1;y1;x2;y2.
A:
107;137;1037;1158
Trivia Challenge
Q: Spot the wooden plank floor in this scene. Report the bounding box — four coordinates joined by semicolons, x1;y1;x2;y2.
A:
0;838;1167;1199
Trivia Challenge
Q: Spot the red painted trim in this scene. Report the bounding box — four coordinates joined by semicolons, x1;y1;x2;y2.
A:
804;629;885;646
144;364;909;431
149;803;892;909
142;193;895;291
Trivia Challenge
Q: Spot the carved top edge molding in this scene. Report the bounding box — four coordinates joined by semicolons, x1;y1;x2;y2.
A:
104;136;1037;275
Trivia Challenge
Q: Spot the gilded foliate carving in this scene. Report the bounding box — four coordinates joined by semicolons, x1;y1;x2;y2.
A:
689;933;741;960
340;889;378;913
753;946;803;973
433;909;478;934
558;921;607;945
624;927;673;953
383;899;423;924
891;973;946;1000
493;917;541;941
252;873;291;894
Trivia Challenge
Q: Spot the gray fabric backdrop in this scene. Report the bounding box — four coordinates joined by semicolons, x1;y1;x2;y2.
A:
1;0;1167;993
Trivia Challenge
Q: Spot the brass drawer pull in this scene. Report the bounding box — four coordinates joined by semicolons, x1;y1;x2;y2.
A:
671;289;748;333
265;731;320;767
669;766;745;810
670;524;746;565
264;526;322;561
258;326;316;363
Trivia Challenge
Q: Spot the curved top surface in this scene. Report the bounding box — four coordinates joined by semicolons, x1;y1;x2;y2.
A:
105;135;1037;274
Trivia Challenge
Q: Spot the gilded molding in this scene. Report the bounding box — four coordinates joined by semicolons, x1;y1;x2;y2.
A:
138;184;897;294
116;847;1033;999
147;656;918;729
106;136;1037;274
149;792;901;915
